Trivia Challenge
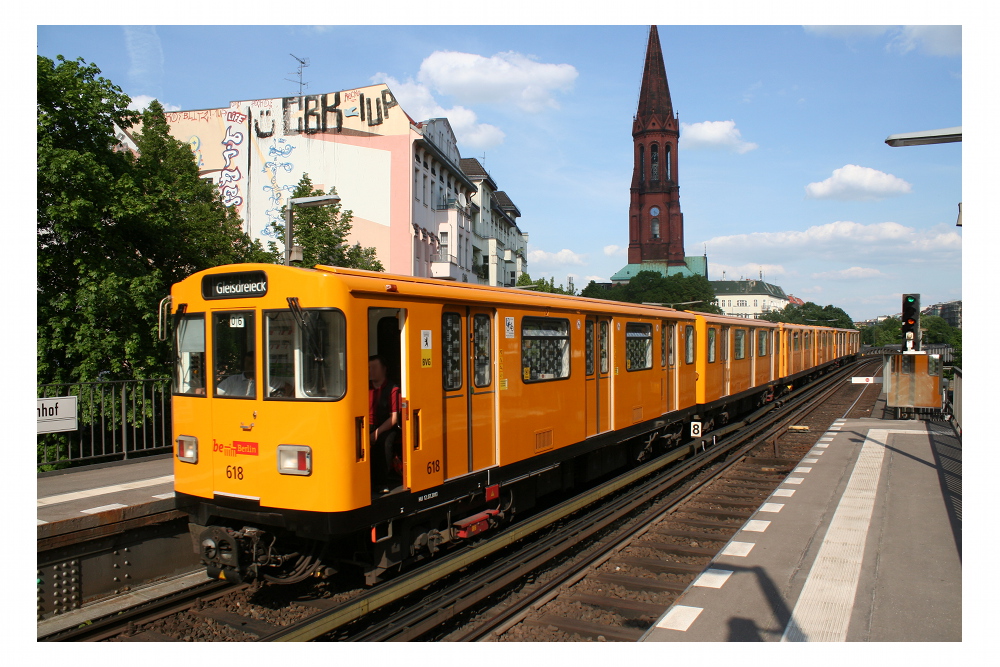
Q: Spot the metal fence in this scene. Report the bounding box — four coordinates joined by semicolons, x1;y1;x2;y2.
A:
37;378;172;469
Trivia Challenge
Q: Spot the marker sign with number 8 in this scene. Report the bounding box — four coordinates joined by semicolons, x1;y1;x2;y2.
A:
691;421;702;437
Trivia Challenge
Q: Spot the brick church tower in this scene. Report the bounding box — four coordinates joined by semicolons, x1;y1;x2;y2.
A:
627;25;686;266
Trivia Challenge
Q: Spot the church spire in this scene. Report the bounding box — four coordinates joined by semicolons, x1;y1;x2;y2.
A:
635;25;673;124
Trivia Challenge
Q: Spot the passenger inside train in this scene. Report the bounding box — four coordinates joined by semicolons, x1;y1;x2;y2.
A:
369;354;402;494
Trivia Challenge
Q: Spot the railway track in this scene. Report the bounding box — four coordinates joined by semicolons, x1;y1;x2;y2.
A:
46;359;878;642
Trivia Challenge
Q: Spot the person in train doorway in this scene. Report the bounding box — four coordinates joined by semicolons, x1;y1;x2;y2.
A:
369;355;402;493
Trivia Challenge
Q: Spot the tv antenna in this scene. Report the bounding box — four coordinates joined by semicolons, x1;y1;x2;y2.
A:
287;54;310;96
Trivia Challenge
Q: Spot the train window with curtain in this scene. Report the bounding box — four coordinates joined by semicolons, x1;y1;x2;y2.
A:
212;311;256;399
734;329;746;360
685;325;695;364
442;313;462;390
521;317;570;382
473;314;491;388
625;323;653;371
600;321;610;374
174;313;206;396
668;323;675;366
758;329;768;357
264;309;347;400
585;320;595;376
660;321;668;368
707;327;717;363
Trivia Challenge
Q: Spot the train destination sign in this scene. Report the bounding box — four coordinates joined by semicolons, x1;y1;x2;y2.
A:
37;396;78;434
202;271;268;300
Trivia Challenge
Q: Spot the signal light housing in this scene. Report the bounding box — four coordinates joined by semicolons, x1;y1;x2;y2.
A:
901;293;921;351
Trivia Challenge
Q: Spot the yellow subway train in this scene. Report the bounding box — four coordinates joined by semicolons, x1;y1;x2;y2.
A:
171;264;858;583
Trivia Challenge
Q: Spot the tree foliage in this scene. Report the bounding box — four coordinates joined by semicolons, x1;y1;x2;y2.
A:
858;317;901;347
758;301;855;330
268;174;384;272
580;271;722;313
38;55;271;385
515;272;575;294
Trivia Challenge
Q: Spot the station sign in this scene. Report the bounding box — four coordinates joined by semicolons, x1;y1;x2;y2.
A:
37;396;78;434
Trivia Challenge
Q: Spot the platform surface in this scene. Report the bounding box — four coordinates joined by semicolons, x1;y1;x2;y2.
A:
642;417;961;642
37;455;175;535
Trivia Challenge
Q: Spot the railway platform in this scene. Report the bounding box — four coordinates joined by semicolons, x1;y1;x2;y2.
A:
641;416;961;642
37;454;175;536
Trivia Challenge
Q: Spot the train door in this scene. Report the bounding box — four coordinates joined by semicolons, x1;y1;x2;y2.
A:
596;318;612;433
441;309;469;478
468;308;496;471
368;308;407;491
585;318;598;437
660;320;670;414
721;326;731;395
749;327;756;383
209;308;263;499
666;321;677;411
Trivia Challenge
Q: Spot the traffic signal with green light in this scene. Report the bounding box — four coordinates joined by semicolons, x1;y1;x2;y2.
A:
901;294;920;351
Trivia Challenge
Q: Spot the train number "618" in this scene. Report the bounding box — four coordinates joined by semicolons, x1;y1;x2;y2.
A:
226;465;244;480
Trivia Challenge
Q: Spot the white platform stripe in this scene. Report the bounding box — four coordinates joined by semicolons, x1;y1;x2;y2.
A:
37;475;174;507
803;458;819;463
793;467;812;473
694;568;733;588
720;541;755;557
37;520;48;525
784;477;804;484
759;503;784;513
742;520;770;532
151;492;175;499
815;443;829;449
782;429;909;642
772;489;795;497
81;503;127;514
655;605;703;631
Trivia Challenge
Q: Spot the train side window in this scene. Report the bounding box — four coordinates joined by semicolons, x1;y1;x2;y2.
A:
600;321;609;374
685;325;695;364
707;327;717;363
758;329;768;357
585;320;595;376
522;317;570;382
625;322;653;371
174;313;206;396
264;309;347;400
212;311;256;399
668;323;675;366
442;313;462;391
473;314;491;388
734;330;746;360
660;321;668;368
793;332;800;351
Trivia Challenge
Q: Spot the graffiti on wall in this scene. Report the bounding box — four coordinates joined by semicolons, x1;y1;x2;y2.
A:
279;89;398;135
259;137;297;239
219;110;247;209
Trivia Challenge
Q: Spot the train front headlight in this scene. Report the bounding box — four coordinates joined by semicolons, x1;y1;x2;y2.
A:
176;435;198;463
277;445;311;476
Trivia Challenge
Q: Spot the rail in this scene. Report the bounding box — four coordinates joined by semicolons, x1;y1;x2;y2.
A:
37;378;172;469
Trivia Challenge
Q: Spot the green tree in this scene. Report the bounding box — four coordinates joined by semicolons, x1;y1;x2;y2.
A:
581;271;722;313
515;272;574;294
759;301;855;329
269;174;384;272
38;55;271;385
859;317;901;347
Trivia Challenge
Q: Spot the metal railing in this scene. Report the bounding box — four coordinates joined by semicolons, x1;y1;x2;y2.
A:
37;378;172;469
430;253;457;265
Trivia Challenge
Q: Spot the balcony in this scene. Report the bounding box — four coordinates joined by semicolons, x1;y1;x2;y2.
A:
430;253;466;281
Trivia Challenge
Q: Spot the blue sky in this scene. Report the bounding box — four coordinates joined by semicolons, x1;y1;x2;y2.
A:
37;20;965;321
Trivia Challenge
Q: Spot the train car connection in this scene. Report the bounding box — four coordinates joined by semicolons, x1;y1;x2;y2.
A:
170;264;858;584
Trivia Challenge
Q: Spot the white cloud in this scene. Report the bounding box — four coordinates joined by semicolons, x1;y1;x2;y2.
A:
585;275;605;283
805;165;912;201
810;266;885;280
699;221;960;266
680;120;757;154
528;248;587;266
377;74;504;150
803;25;961;57
418;51;578;113
603;244;627;257
128;95;180;112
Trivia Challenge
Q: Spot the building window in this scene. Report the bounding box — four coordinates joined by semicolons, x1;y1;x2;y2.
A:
639;145;645;183
414;169;420;202
651;218;660;239
625;323;653;371
423;175;428;203
665;144;671;181
650;143;659;180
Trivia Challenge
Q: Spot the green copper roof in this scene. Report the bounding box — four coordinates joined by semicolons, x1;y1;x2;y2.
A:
610;256;707;282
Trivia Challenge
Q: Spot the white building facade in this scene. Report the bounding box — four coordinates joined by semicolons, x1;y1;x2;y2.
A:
710;280;791;319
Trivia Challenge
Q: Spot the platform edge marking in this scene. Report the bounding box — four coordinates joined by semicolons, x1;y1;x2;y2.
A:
655;605;703;631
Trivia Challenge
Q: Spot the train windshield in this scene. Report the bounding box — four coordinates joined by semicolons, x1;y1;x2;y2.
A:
174;314;206;395
265;309;347;400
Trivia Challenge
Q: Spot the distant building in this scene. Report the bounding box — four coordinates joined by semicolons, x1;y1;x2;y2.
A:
460;158;529;287
923;300;962;328
161;83;527;281
611;25;707;283
710;279;791;319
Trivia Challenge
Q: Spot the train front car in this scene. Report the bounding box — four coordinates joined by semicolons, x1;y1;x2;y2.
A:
172;264;367;584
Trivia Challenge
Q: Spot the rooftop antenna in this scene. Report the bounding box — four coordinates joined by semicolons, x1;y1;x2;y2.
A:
287;54;310;96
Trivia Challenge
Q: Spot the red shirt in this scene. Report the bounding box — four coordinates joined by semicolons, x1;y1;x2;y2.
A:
369;381;401;427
